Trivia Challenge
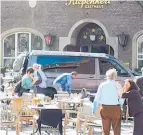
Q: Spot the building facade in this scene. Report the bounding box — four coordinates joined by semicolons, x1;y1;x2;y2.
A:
1;1;143;70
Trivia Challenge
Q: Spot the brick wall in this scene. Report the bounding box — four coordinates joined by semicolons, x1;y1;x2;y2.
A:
1;1;143;66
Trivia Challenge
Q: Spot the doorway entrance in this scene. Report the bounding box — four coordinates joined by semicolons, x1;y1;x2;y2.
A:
77;23;114;55
80;45;114;55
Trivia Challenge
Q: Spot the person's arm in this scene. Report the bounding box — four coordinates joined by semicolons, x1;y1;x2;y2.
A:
115;82;125;105
93;85;102;113
121;91;135;99
65;76;72;94
136;79;140;89
22;78;37;89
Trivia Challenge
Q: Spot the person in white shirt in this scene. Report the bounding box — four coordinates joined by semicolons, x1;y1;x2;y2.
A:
93;69;123;135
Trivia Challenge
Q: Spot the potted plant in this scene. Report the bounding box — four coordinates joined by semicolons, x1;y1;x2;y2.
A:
0;66;8;77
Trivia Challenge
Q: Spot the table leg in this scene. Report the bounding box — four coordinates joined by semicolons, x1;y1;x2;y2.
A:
88;127;93;135
32;118;36;135
16;117;20;135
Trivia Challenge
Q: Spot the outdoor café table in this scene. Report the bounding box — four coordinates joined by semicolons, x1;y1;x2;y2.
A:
57;98;83;110
29;104;63;135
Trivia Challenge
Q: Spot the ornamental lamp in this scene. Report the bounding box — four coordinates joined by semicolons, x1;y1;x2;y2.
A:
117;32;129;50
45;33;52;46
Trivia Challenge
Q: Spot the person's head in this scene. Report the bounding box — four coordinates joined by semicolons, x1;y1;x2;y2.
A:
123;79;139;92
33;63;40;71
71;71;77;79
26;67;34;78
106;68;117;80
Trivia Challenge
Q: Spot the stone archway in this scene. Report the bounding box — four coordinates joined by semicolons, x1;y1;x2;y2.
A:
59;18;118;58
132;30;143;69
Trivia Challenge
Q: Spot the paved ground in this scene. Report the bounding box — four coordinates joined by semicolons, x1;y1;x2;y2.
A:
0;120;134;135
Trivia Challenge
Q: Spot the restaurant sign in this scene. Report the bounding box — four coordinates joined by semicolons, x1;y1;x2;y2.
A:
65;0;111;9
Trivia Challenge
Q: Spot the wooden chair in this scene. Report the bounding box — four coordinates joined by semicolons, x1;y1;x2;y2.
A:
74;104;101;135
19;93;37;130
0;97;23;135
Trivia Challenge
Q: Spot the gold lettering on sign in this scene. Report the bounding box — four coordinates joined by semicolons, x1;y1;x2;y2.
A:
65;0;111;8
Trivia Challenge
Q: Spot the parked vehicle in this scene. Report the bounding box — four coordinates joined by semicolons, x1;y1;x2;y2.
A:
13;50;139;93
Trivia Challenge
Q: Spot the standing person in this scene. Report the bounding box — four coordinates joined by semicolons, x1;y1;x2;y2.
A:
20;67;38;96
33;63;57;99
119;79;143;135
93;69;123;135
53;71;77;94
136;67;143;98
33;63;48;89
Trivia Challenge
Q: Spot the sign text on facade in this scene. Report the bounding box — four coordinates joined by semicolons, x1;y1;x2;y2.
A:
65;0;111;9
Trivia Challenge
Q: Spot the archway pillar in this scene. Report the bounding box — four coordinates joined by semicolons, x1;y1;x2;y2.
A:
106;36;118;58
59;37;76;51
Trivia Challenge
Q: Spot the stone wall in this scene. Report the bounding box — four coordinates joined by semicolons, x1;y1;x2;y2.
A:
1;1;143;67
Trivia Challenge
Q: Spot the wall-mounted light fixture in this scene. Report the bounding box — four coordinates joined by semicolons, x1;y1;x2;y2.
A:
29;0;37;8
44;33;55;46
117;32;129;50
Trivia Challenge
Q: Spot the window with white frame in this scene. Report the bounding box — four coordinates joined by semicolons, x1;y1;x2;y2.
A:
137;41;143;69
3;32;43;69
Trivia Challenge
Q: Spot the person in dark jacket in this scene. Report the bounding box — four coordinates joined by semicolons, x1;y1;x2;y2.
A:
120;79;143;135
136;76;143;98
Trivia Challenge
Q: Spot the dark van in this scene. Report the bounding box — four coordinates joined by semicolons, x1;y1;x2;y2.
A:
13;51;139;92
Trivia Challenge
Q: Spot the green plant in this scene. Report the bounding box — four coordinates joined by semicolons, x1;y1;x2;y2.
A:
0;66;8;74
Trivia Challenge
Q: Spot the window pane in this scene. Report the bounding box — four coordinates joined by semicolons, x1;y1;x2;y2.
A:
138;60;143;69
18;33;29;53
138;55;143;59
13;55;24;72
31;34;43;50
4;59;15;69
81;46;89;52
4;34;15;57
76;57;95;74
138;42;143;54
32;55;95;74
99;58;130;77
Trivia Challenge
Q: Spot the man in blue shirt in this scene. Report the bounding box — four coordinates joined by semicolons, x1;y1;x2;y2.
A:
53;71;77;94
93;69;123;135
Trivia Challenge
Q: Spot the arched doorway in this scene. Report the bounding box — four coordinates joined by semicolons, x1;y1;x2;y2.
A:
59;19;118;58
77;23;114;55
64;23;114;56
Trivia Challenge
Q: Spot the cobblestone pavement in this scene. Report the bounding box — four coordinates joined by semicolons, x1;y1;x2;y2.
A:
0;120;134;135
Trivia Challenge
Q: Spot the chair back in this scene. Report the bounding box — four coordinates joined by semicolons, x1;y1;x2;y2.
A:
82;102;93;115
21;93;35;116
22;93;33;106
11;97;23;114
54;93;69;100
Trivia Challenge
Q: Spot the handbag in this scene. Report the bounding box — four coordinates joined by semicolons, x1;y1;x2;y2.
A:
35;71;42;85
